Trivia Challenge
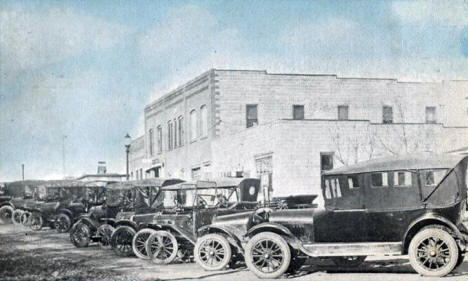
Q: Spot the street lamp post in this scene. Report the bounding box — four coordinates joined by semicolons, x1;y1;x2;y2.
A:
124;134;131;181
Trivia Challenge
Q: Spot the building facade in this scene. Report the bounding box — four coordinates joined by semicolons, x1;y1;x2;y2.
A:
129;69;468;200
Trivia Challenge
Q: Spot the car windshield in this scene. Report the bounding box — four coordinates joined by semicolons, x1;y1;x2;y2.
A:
161;187;238;208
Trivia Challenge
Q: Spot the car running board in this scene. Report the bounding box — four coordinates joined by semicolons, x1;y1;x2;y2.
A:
301;242;402;257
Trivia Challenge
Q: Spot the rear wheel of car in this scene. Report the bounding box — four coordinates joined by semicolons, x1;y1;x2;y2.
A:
331;256;366;268
29;212;43;231
70;222;91;248
245;232;291;279
132;228;157;259
21;212;31;226
195;233;232;271
408;226;459;277
146;230;179;264
0;206;14;224
55;213;72;233
97;224;115;250
111;226;136;257
12;209;23;225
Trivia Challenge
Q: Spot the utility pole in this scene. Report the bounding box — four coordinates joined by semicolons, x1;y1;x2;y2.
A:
62;135;67;178
21;164;24;181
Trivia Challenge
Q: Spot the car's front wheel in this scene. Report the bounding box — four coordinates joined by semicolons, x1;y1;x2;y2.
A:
0;205;14;224
132;228;157;259
408;226;459;277
29;212;43;231
194;233;232;271
110;226;136;257
244;232;291;279
97;224;115;249
55;213;72;233
12;209;23;225
70;222;91;247
145;230;179;264
21;212;31;226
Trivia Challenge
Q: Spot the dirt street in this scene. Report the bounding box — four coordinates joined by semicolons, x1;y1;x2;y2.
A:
2;224;468;281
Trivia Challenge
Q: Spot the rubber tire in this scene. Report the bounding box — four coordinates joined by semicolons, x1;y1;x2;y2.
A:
132;228;157;259
110;226;136;257
145;230;179;264
97;224;115;250
21;212;31;226
0;206;14;224
244;232;291;279
55;213;72;233
331;256;366;268
454;250;465;269
12;209;23;225
408;226;459;277
29;212;43;231
70;222;91;248
194;233;232;271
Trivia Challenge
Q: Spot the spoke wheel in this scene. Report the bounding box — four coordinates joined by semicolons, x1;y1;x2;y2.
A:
12;209;23;225
110;226;136;257
29;212;43;231
70;222;91;248
55;214;72;233
195;233;232;271
145;230;179;264
21;212;31;226
331;256;366;268
0;206;13;224
97;224;115;250
132;228;157;259
245;232;291;279
409;226;459;277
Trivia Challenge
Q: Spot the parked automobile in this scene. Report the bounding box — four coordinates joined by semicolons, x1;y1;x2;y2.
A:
82;178;183;255
137;178;261;264
25;180;91;232
0;180;44;224
225;154;468;278
194;194;318;271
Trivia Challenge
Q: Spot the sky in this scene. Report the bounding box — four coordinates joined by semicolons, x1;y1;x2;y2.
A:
0;0;467;181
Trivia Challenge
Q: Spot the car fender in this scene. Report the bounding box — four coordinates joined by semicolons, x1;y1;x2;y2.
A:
78;217;100;231
244;222;304;250
100;218;116;226
57;208;73;218
0;201;15;209
114;219;138;230
198;225;244;253
403;213;465;254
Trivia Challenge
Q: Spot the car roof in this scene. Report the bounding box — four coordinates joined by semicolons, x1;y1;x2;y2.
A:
323;154;468;176
106;178;184;190
161;177;259;191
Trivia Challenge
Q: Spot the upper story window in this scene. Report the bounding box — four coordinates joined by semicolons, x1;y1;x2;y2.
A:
293;105;305;120
157;125;162;153
168;120;173;150
246;104;258;128
426;106;437;123
173;118;178;148
178;116;184;147
383;106;393;124
338;105;349;120
190;109;198;141
200;105;208;137
149;129;154;156
320;152;334;172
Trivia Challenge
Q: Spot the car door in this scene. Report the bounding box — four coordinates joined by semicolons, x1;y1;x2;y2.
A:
365;171;424;242
314;175;367;242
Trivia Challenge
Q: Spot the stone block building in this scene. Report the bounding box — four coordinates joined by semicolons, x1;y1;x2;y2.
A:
129;69;468;201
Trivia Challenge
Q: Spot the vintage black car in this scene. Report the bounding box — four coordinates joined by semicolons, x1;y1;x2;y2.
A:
194;194;318;271
136;178;260;264
0;180;44;224
197;154;468;278
25;180;93;232
82;178;183;255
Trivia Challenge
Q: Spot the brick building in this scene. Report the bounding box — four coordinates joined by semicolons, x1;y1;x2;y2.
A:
129;69;468;200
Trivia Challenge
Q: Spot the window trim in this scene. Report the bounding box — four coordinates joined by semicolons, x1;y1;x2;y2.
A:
149;128;154;156
200;105;208;137
246;104;258;128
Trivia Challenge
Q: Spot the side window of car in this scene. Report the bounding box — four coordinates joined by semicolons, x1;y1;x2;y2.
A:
324;179;332;199
371;172;389;188
330;178;342;198
393;171;412;187
423;169;448;186
348;175;359;190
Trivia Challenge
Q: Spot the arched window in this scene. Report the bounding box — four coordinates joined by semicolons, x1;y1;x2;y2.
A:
200;105;208;137
190;109;197;141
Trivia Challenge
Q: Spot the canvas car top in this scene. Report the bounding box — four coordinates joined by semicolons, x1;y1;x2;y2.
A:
106;178;183;190
323;153;467;176
162;178;259;191
37;179;87;188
